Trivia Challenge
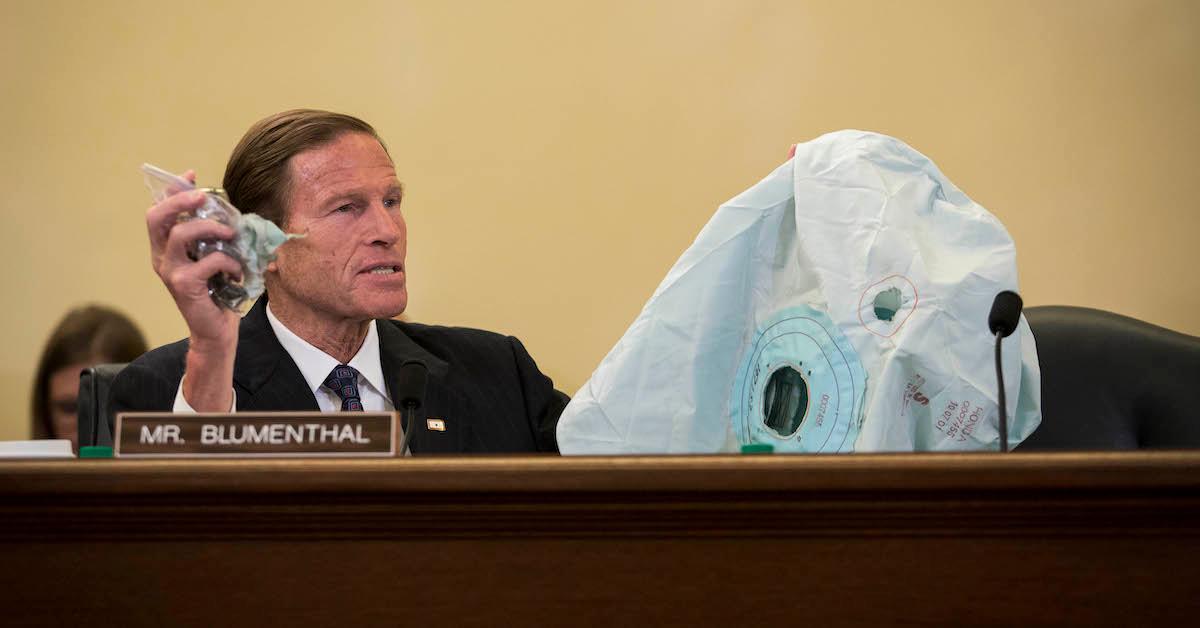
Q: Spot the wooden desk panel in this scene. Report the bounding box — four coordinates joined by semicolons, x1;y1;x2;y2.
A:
1;452;1198;626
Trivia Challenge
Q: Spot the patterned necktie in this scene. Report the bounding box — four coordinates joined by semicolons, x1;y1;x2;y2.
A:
323;364;364;411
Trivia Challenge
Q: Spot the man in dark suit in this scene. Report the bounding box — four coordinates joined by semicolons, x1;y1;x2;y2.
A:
109;109;565;453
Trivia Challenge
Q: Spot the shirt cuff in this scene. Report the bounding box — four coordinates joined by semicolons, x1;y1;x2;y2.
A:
173;375;236;413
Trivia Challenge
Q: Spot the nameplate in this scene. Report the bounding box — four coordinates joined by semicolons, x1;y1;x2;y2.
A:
113;412;397;458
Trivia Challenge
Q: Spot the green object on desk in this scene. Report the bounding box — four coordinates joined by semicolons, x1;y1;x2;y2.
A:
79;446;113;459
740;443;774;454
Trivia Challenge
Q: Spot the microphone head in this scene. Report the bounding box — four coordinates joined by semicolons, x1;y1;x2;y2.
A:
988;291;1024;338
395;360;429;409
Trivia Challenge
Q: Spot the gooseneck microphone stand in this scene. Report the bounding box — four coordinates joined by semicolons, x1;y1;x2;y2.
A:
988;291;1023;453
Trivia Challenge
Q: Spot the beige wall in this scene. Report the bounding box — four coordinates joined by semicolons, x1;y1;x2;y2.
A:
1;0;1197;440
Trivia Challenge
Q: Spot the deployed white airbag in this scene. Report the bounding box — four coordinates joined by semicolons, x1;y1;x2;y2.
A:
558;130;1041;454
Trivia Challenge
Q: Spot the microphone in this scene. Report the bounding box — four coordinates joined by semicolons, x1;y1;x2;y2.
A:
989;291;1023;338
395;360;428;456
988;291;1023;452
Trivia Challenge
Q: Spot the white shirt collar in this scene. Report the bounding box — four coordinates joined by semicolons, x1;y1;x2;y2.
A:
265;303;388;398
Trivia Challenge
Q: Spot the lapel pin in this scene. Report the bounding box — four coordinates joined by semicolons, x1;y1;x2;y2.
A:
426;418;446;432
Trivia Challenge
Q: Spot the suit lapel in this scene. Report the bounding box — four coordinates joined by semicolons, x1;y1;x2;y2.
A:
376;320;469;454
230;299;468;453
232;297;320;412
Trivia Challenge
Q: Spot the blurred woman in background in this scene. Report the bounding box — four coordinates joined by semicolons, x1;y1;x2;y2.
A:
31;305;147;449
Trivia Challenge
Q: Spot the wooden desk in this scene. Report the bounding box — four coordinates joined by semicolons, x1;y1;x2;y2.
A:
2;452;1198;627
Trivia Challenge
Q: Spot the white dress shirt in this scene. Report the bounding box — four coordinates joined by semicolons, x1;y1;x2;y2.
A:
172;304;394;414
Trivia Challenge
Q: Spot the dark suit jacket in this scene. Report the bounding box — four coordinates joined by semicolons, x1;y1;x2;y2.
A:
108;297;567;453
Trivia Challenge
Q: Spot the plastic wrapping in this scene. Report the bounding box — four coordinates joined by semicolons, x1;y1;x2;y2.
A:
141;164;303;312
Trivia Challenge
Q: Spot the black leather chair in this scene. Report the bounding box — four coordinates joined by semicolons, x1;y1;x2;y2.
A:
1018;306;1200;450
76;363;128;448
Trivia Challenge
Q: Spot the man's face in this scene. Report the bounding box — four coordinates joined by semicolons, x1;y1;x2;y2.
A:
266;132;408;325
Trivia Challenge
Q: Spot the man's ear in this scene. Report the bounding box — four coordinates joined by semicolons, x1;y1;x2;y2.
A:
267;260;279;273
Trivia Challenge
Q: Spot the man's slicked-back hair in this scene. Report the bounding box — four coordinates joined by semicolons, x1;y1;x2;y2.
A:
223;109;387;228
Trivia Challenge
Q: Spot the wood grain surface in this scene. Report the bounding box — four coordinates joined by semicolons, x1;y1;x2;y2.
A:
1;452;1197;627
